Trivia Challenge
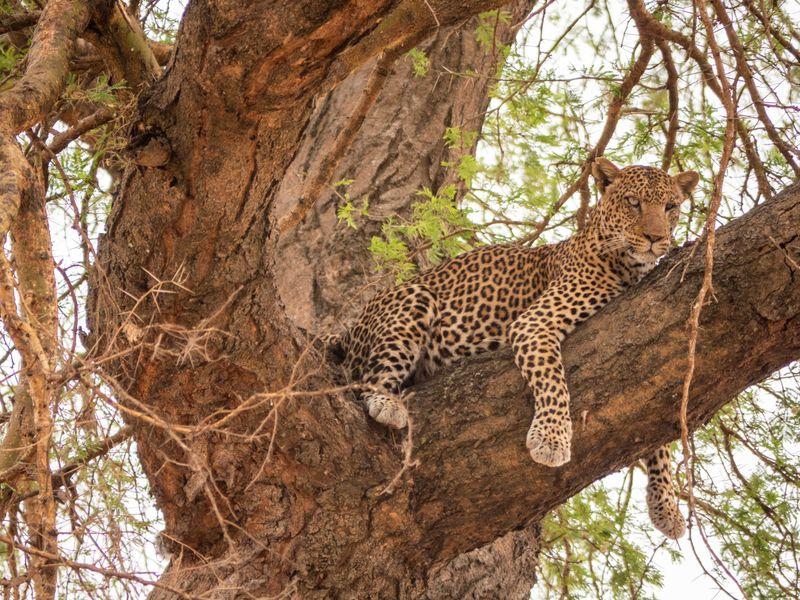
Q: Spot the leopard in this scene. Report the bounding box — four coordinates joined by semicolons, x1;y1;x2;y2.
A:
328;157;699;539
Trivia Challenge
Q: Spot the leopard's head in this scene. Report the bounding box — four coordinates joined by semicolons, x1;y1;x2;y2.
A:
590;157;699;261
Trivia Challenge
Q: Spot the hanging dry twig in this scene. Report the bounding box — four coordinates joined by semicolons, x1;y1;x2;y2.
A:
675;1;741;594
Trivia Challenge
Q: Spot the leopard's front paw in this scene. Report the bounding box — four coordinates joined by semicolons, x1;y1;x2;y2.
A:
526;420;571;467
364;393;408;429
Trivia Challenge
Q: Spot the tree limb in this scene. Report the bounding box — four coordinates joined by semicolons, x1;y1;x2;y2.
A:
47;107;114;156
86;0;161;90
0;0;90;134
150;181;799;598
626;0;774;200
400;180;800;562
0;10;41;35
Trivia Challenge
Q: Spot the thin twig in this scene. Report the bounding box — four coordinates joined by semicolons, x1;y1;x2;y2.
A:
677;2;741;595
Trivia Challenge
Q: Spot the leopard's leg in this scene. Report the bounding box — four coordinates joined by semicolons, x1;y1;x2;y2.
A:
360;344;419;429
359;286;439;429
644;445;685;539
509;277;619;467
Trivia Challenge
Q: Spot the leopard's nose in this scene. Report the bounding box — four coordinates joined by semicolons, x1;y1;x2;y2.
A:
643;233;666;243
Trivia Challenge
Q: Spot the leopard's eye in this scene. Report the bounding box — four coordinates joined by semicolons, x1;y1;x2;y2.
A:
625;195;639;207
665;202;678;211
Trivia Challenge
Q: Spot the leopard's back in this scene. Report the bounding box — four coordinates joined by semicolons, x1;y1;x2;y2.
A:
341;243;560;380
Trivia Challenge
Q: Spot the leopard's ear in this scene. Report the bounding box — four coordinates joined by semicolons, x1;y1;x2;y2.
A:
591;157;621;193
673;170;700;198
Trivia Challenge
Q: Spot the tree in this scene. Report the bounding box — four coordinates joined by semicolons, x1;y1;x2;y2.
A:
0;0;798;598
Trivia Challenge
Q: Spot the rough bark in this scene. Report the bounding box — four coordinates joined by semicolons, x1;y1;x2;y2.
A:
87;1;800;597
274;3;543;595
424;524;541;599
142;179;800;599
274;5;527;330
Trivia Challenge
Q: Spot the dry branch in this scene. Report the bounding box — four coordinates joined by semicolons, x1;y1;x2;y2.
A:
47;108;114;155
627;0;774;200
676;0;737;562
657;39;678;170
0;532;193;599
709;0;800;176
521;29;654;244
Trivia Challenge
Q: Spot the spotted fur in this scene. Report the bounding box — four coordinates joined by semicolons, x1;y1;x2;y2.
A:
332;158;698;538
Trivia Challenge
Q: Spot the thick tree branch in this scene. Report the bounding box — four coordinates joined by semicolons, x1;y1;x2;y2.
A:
401;181;800;558
0;0;89;134
0;0;90;237
0;5;89;595
276;50;401;235
86;0;161;90
0;10;40;34
5;153;60;600
274;2;535;330
149;181;800;598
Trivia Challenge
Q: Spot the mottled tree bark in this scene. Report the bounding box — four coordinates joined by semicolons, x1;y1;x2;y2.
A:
87;1;800;597
274;4;542;596
274;4;527;330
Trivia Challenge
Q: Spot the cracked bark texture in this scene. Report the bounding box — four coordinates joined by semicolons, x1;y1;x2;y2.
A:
274;6;542;595
87;0;800;597
274;3;532;332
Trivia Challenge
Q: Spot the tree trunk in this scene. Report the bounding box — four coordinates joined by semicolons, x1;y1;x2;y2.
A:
273;4;542;596
274;4;528;330
88;1;800;597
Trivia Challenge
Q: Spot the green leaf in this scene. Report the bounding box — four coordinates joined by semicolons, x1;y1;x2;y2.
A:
407;48;430;77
